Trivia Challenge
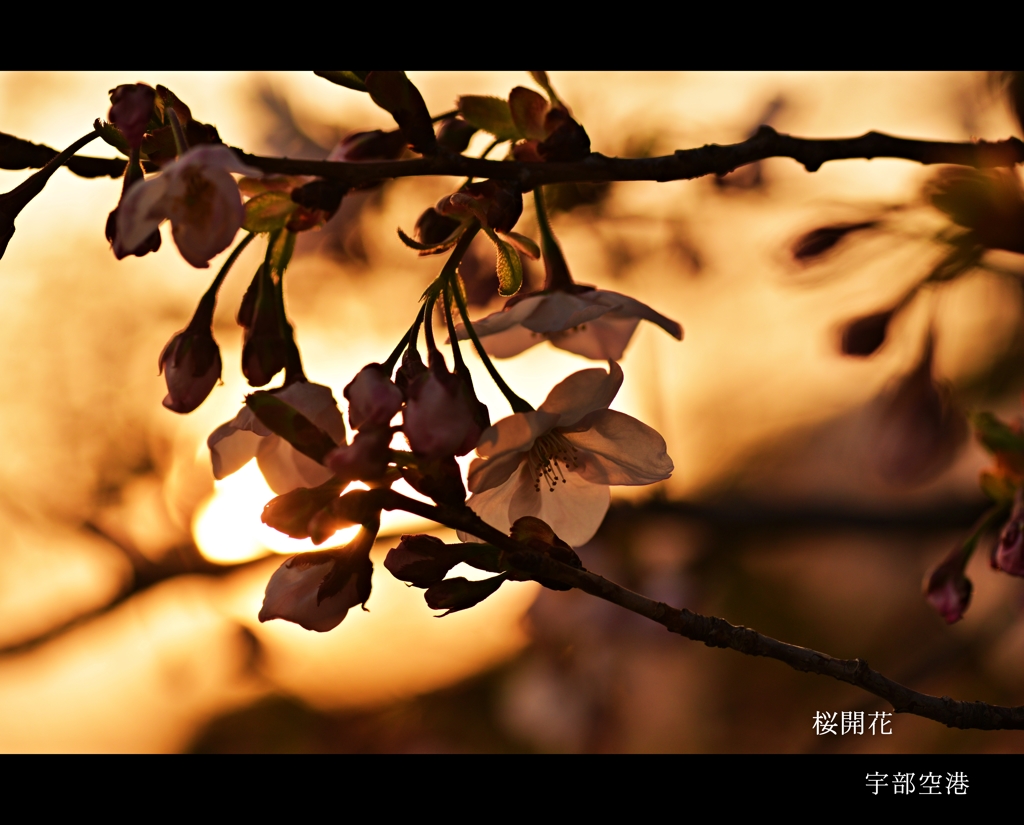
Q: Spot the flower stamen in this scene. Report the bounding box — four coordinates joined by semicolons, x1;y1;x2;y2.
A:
528;431;578;492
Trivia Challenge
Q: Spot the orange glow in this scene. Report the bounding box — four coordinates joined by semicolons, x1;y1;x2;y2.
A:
1;72;1020;753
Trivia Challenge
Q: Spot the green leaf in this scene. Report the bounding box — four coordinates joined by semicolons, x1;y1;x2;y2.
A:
493;234;523;296
457;96;520;142
270;229;296;275
246;391;340;463
95;120;131;158
508;87;549;141
529;71;565;108
243;191;298;234
498;230;540;260
972;411;1024;455
980;472;1017;504
314;71;369;93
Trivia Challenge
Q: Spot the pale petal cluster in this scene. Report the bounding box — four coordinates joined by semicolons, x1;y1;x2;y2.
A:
462;362;673;547
456;289;682;361
117;145;259;268
258;555;361;632
208;381;347;495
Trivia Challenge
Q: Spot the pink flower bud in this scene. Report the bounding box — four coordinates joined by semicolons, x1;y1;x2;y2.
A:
424;573;507;616
238;265;287;388
108;84;156;150
996;507;1024;577
324;427;392;482
261;482;344;540
344;364;403;431
923;547;973;624
402;354;489;460
158;325;221;414
384;534;464;588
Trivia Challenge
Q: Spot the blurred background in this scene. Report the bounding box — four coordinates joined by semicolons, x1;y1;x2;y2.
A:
0;71;1023;752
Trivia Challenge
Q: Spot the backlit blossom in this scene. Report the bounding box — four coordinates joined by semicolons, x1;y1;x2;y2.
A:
455;288;682;361
259;525;376;632
402;353;489;460
461;362;673;547
208;381;346;494
117;144;258;268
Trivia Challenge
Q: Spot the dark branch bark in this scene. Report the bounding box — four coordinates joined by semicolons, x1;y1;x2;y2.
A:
377;489;1024;732
4;127;1023;185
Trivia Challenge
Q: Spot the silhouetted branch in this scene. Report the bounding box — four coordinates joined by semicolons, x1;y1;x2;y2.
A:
378;489;1024;732
4;127;1023;185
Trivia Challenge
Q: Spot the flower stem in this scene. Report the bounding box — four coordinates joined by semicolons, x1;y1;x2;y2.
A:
442;283;468;379
204;232;255;301
190;232;256;329
423;293;438;354
383;304;425;374
167;109;189;156
533;186;574;292
446;226;533;414
959;502;1011;564
262;229;304;384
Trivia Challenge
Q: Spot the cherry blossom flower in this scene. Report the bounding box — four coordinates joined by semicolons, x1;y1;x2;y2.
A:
259;526;375;632
461;362;673;547
117;144;258;268
208;381;346;494
402;353;489;460
454;287;682;361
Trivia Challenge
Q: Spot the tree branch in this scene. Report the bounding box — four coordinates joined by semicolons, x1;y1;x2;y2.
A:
377;489;1024;732
4;127;1022;185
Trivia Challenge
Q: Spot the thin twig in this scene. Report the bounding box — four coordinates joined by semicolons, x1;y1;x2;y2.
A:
5;127;1023;185
377;489;1024;731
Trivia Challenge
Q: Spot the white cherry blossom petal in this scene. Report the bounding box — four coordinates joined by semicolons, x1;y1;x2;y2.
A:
456;295;545;338
275;381;348;445
474;324;545;359
258;556;358;632
118;145;260;269
475;410;558;460
565;409;674;485
208;424;263;480
539;361;623;427
460;466;527;542
468;449;530;494
599;291;683;340
507;464;611;547
207;381;345;491
550;316;640;361
117;174;170;251
519;291;612;334
167;166;247;268
452;288;681;362
256;435;335;494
